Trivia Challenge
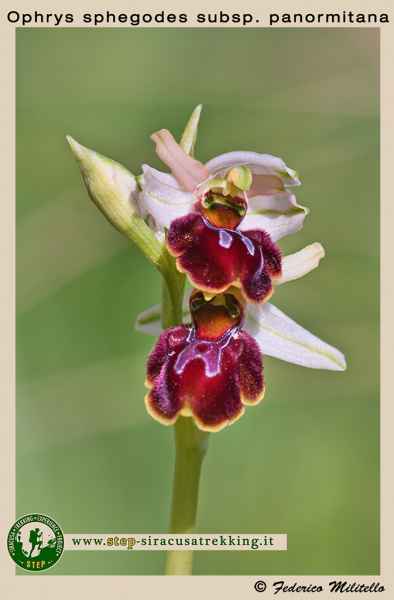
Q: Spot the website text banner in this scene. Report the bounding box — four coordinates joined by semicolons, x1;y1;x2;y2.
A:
65;533;287;551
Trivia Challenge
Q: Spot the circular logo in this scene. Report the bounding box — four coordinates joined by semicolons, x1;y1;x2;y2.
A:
7;514;64;572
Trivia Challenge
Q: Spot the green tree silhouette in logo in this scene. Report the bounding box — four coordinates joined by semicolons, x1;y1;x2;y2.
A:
13;532;28;562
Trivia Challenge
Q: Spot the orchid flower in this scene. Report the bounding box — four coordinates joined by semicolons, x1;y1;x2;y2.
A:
145;289;264;432
140;129;307;303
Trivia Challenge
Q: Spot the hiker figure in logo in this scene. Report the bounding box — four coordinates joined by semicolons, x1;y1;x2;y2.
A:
28;527;43;558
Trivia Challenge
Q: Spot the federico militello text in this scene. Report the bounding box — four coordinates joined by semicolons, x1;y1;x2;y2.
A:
270;580;385;594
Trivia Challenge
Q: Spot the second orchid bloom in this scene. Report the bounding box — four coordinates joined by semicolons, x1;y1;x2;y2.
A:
146;289;264;432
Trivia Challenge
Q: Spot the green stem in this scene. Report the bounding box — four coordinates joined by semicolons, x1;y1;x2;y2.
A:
160;247;185;329
161;269;209;575
165;418;209;575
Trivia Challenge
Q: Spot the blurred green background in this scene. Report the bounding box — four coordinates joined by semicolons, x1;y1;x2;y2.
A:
16;28;379;575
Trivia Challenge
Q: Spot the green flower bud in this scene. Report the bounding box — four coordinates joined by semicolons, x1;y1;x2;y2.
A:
67;135;166;270
66;136;137;236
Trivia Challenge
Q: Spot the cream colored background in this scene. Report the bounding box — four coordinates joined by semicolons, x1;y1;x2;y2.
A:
1;0;391;597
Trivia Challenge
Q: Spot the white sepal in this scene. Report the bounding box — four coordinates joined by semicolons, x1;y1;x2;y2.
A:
239;191;308;242
138;165;194;230
245;302;346;371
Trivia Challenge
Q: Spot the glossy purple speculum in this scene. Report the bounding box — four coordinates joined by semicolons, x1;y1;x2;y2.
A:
174;326;241;378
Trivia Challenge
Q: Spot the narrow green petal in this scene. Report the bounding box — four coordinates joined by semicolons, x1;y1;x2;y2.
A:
135;304;162;335
179;104;202;157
